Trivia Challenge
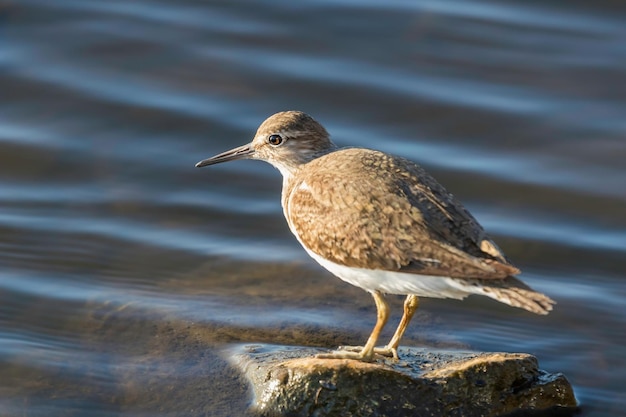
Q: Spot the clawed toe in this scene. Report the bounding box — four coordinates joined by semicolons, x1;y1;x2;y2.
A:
316;350;374;361
372;346;398;360
316;345;399;362
336;345;363;353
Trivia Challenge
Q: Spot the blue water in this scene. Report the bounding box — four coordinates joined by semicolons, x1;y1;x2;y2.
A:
1;1;625;416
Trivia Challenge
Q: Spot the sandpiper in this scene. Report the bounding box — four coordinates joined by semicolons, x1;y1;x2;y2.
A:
196;111;554;361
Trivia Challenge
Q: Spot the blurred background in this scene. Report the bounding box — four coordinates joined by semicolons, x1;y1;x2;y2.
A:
1;1;625;416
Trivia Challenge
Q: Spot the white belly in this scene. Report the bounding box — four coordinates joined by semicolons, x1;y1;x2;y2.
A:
305;248;472;300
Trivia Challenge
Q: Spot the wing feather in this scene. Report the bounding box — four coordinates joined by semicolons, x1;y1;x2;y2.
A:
283;148;520;279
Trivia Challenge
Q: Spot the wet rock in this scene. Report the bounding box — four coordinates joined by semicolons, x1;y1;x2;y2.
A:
226;344;577;417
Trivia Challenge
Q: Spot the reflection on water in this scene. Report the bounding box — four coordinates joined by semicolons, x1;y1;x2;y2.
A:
1;0;625;416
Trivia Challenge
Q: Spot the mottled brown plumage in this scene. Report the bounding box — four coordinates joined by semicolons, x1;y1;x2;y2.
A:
283;148;520;279
196;110;555;361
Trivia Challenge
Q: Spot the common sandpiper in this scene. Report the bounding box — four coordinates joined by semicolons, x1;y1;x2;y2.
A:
196;111;554;361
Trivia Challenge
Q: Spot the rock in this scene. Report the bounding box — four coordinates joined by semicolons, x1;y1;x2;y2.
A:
226;344;577;417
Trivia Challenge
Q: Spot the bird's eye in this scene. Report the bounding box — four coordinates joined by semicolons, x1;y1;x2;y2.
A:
268;134;283;146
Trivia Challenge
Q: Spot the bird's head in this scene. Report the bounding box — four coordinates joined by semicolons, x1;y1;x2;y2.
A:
195;111;336;178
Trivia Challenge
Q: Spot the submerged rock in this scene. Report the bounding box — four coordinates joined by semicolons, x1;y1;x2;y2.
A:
227;344;576;417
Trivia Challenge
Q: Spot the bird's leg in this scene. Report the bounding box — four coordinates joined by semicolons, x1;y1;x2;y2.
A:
373;294;419;359
317;291;389;362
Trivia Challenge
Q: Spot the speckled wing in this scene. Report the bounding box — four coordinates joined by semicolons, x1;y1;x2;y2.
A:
283;148;520;279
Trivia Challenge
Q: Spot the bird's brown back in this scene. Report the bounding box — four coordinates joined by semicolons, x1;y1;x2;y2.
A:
283;148;520;279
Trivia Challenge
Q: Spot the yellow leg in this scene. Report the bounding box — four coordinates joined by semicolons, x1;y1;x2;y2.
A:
380;294;419;359
360;291;390;359
317;291;389;362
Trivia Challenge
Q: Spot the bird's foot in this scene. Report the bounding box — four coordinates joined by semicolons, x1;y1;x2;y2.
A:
316;345;399;362
338;345;399;360
316;349;375;362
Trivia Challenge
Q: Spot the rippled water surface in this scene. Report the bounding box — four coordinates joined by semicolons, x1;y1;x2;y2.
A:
1;1;625;416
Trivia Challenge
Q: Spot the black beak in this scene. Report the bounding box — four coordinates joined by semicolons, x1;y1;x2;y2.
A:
195;143;255;167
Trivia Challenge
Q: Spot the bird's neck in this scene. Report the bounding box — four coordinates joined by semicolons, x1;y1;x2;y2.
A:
273;142;339;181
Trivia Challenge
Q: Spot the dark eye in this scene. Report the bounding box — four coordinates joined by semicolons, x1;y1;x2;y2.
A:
268;134;283;146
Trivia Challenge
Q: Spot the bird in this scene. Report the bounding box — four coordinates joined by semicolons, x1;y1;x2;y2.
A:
195;111;554;361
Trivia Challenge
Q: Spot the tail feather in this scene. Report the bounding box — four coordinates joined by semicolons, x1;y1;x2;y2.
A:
482;285;555;315
457;276;555;315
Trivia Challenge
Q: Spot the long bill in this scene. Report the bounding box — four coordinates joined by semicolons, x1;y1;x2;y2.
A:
195;143;255;167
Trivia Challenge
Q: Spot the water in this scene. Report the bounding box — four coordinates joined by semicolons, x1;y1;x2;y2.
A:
1;1;625;416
